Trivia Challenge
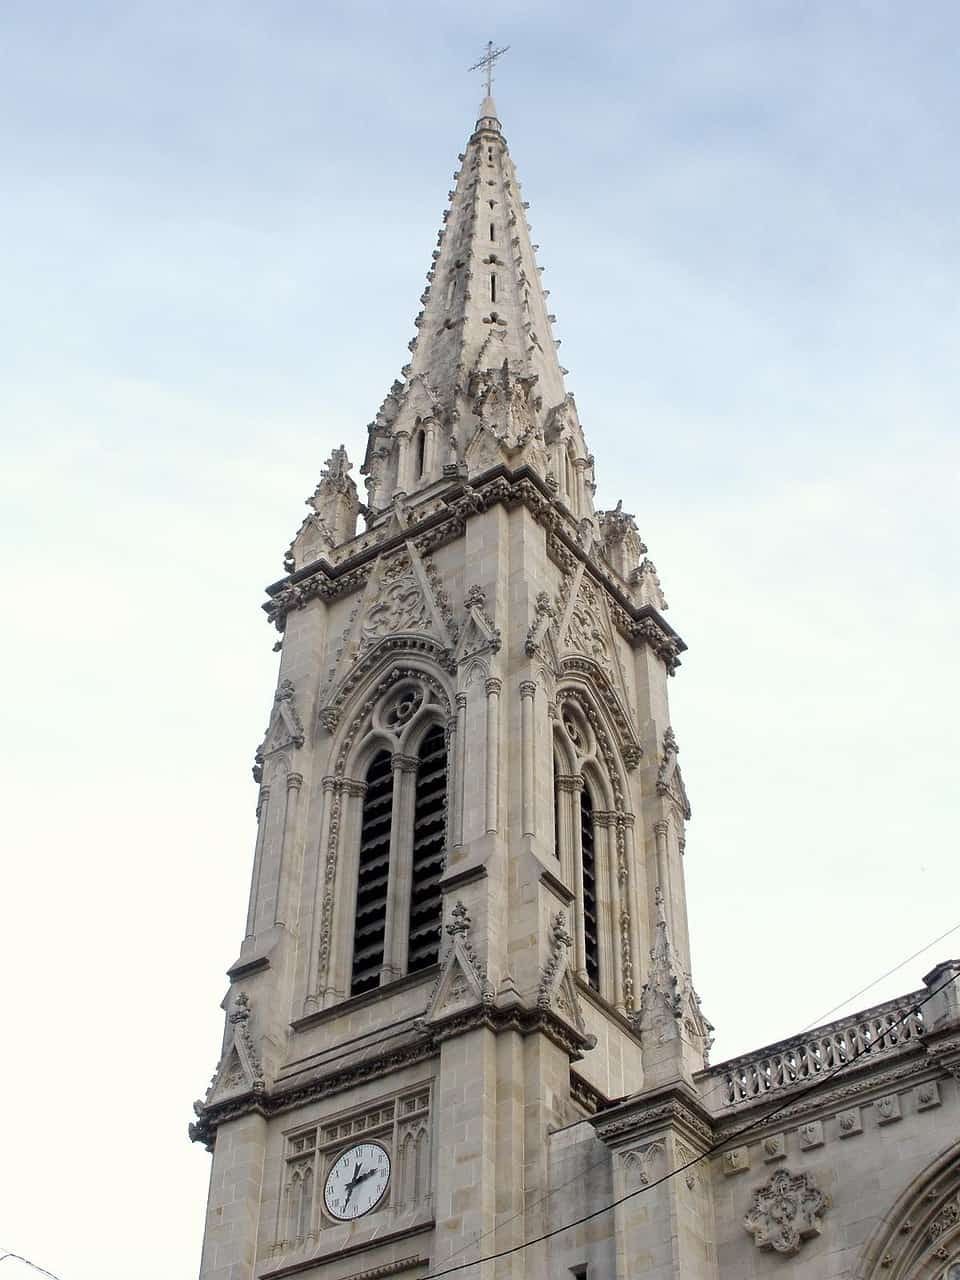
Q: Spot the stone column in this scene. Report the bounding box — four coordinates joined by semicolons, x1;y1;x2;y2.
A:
244;785;270;940
424;422;438;479
484;677;502;834
555;774;577;878
454;692;467;847
622;815;642;1014
600;814;625;1011
653;819;669;897
574;455;589;514
382;753;418;981
323;778;365;1006
445;713;458;848
519;679;537;838
394;430;411;494
570;774;587;980
304;776;336;1010
274;771;303;928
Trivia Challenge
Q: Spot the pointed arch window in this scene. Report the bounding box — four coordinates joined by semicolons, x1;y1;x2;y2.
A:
351;750;393;995
580;786;600;991
407;724;446;972
347;714;449;998
552;713;612;1002
287;1165;313;1241
414;428;426;480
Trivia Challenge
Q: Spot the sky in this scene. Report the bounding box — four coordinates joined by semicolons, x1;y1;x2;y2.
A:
2;2;958;1277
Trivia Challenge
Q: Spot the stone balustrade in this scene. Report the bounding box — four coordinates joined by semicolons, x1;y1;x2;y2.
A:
708;991;926;1109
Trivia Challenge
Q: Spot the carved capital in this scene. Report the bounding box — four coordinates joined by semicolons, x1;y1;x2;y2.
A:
555;772;584;794
392;753;419;774
485;677;503;696
286;771;304;792
455;692;468;710
518;680;537;700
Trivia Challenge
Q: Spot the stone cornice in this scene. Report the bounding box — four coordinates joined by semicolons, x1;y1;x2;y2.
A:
424;998;596;1061
189;1035;440;1151
261;1227;432;1279
191;990;597;1150
263;464;685;670
592;1082;715;1149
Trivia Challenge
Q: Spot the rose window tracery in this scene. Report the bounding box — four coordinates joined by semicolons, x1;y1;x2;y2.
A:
381;683;426;732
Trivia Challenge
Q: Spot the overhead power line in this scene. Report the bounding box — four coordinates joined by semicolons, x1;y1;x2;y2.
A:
798;920;960;1033
0;1252;64;1279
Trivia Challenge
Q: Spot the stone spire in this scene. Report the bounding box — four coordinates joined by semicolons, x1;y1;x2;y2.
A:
361;97;592;513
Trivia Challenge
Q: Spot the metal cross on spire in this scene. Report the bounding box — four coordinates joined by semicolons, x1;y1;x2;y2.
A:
468;40;510;98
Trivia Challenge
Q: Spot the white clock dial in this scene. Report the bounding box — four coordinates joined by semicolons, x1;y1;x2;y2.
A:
323;1142;391;1221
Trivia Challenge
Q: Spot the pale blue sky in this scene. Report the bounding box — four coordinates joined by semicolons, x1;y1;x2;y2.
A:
2;4;958;1277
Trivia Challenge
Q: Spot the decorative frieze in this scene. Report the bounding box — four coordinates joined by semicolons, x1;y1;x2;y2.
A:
762;1133;786;1161
875;1093;903;1125
798;1120;824;1150
722;1146;750;1176
838;1107;863;1137
263;467;685;673
915;1080;942;1110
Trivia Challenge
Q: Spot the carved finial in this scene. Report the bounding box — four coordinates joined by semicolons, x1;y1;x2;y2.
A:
229;991;251;1024
463;584;487;612
446;900;472;936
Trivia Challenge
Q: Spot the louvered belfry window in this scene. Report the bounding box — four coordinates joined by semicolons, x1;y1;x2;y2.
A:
407;724;447;973
351;750;393;994
580;787;600;991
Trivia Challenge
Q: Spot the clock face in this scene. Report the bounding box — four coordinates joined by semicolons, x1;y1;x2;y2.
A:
323;1142;391;1221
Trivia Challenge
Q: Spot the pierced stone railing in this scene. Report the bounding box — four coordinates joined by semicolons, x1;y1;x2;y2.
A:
710;991;926;1109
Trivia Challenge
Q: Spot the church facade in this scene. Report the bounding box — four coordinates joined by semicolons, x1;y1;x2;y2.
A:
191;94;960;1280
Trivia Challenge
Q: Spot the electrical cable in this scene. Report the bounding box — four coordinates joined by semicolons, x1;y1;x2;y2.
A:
0;1253;64;1279
797;920;960;1033
416;971;956;1279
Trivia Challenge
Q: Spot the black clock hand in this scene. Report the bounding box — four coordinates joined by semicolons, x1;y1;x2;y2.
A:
343;1160;364;1206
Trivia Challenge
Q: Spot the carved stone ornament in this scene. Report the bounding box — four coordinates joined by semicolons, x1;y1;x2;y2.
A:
524;590;557;657
743;1168;831;1256
253;679;305;781
417;901;494;1029
469;359;544;456
196;991;265;1119
656;726;691;821
452;584;501;664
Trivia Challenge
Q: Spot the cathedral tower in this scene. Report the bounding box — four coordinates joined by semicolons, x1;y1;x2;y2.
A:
192;90;712;1280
